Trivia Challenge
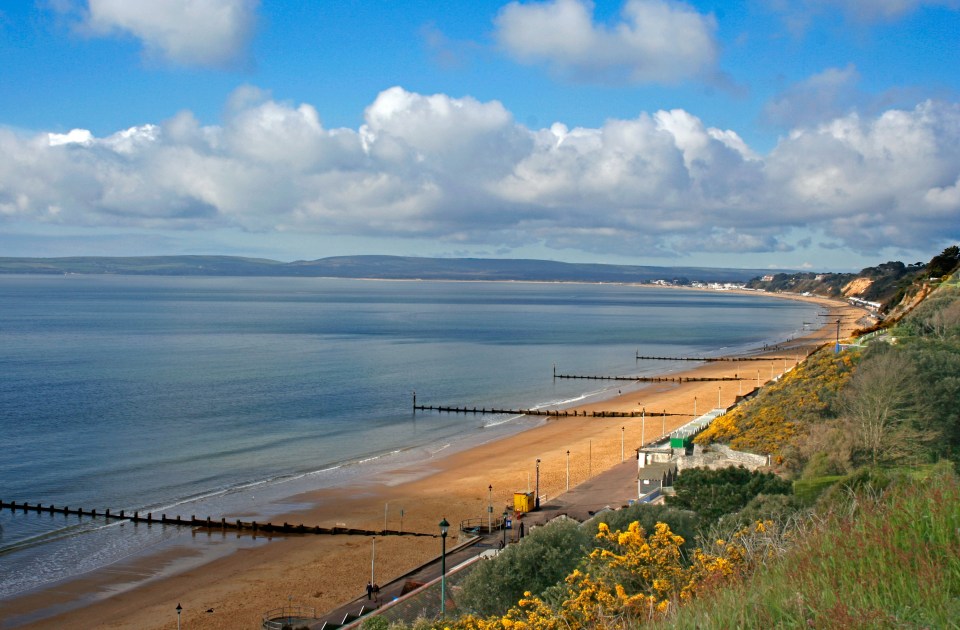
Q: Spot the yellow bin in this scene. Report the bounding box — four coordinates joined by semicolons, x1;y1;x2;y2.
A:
513;491;535;514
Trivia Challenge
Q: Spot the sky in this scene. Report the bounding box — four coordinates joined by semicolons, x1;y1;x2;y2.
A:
0;1;959;271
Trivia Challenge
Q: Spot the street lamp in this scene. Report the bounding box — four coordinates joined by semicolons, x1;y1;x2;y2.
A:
565;450;570;492
621;426;625;462
176;603;182;630
535;459;541;509
487;484;493;533
502;510;508;548
439;518;449;618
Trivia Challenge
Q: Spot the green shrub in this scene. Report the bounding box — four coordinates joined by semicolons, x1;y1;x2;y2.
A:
667;466;792;522
453;517;591;617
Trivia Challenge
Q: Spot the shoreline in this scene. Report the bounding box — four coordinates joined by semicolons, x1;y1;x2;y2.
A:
6;293;866;630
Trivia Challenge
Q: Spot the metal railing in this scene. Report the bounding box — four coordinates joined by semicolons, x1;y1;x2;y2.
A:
458;516;507;535
261;605;318;630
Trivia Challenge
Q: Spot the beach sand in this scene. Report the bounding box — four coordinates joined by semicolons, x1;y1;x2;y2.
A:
6;294;867;630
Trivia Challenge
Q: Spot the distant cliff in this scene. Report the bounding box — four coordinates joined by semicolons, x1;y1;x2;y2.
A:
746;246;960;313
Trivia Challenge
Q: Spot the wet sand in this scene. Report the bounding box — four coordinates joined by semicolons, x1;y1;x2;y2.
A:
6;293;867;630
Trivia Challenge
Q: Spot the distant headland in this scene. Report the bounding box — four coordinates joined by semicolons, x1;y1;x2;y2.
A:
0;254;777;284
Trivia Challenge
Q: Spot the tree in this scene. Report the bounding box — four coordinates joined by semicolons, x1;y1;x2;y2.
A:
927;245;960;278
838;348;926;466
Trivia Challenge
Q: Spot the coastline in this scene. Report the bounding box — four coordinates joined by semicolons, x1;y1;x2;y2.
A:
5;293;867;630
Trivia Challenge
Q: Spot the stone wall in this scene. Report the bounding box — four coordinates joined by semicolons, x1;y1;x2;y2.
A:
678;444;768;471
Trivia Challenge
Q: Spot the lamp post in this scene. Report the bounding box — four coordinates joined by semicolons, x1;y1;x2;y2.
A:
565;450;570;492
641;408;645;446
487;484;493;533
694;396;697;417
661;408;664;438
535;459;541;509
621;426;625;462
718;386;721;409
439;518;449;617
176;603;182;630
371;537;376;587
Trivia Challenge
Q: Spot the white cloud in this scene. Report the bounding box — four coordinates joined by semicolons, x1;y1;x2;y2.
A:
79;0;259;68
765;101;960;250
493;0;717;83
2;87;959;259
48;128;95;146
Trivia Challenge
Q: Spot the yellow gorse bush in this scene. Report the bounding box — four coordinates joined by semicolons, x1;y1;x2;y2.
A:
446;520;767;630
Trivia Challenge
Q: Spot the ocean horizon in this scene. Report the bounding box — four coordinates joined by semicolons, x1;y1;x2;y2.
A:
0;275;820;601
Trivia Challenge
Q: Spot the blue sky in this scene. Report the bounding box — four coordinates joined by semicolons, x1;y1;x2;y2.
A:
1;0;959;271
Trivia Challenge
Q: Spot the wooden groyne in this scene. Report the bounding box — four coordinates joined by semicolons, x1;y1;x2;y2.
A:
0;500;434;538
634;355;792;362
554;373;743;383
412;404;686;418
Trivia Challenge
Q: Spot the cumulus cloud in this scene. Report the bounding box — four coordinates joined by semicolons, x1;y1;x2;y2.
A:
493;0;717;83
1;87;959;259
77;0;259;68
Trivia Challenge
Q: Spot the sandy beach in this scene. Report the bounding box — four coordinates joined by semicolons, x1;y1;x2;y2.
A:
5;292;867;630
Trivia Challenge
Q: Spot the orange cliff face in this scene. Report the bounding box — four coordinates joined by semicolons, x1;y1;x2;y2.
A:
841;277;873;297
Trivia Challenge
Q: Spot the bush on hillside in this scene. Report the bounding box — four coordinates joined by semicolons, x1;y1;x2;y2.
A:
453;517;591;617
590;503;700;555
666;466;791;523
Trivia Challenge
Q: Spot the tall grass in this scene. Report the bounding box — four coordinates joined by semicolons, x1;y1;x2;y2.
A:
652;466;960;629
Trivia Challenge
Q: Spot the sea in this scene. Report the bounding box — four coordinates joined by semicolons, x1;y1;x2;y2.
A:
0;275;819;605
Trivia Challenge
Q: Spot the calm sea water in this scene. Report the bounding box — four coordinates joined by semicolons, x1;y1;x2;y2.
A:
0;275;817;600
